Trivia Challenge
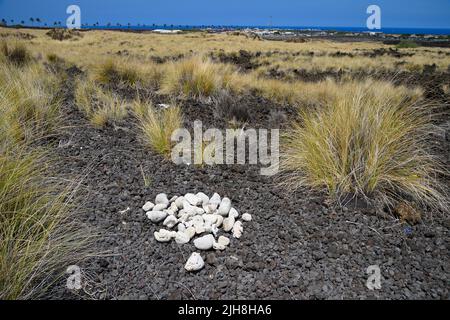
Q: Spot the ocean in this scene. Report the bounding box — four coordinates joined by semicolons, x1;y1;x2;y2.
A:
84;25;450;36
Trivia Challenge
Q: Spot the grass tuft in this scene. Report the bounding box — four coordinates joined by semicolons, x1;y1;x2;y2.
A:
161;56;239;99
1;41;32;67
281;80;447;210
75;78;128;128
133;99;183;157
0;53;92;299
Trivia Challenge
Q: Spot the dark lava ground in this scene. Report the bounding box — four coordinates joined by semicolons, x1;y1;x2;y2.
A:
46;65;449;300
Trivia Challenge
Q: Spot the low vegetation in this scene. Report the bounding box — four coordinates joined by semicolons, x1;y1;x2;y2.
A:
161;56;244;99
281;80;447;210
133;99;183;157
75;78;128;128
1;41;32;67
396;40;419;49
0;55;90;299
0;59;60;142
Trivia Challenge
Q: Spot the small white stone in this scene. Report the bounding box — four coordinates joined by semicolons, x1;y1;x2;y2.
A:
213;241;226;251
232;221;243;239
191;215;204;225
203;214;217;225
211;224;219;237
202;204;217;214
146;211;167;223
196;192;210;205
193;234;215;250
229;208;239;219
178;213;188;223
185;193;201;206
184;252;204;272
175;231;190;244
218;235;230;246
195;207;205;215
242;213;252;222
223;216;235;232
215;215;224;228
163;215;178;229
208;193;221;210
169;202;179;213
183;201;197;215
195;223;206;235
142;201;155;212
218;197;232;216
153;203;168;211
177;223;186;232
169;195;178;203
174;196;185;209
165;208;176;216
154;229;172;242
155;193;169;205
185;227;196;239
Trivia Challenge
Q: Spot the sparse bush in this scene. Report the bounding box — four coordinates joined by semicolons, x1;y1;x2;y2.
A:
94;59;141;87
90;89;128;128
281;81;447;210
0;144;91;299
396;40;419;49
46;28;83;41
1;41;31;66
0;53;91;299
0;61;60;141
268;109;287;128
75;78;128;128
133;99;183;157
213;90;250;123
161;56;233;99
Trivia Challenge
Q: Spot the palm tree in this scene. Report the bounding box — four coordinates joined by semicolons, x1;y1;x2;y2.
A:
1;18;6;26
10;19;14;25
21;20;25;25
30;17;34;26
36;18;41;26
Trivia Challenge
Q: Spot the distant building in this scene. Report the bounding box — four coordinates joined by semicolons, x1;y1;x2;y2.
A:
153;29;182;34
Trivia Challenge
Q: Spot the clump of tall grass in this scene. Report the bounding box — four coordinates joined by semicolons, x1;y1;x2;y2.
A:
161;56;241;99
0;55;92;299
75;78;128;128
0;144;91;299
93;58;165;89
133;99;183;157
1;41;32;67
94;59;141;87
0;61;61;142
396;40;418;49
281;80;447;210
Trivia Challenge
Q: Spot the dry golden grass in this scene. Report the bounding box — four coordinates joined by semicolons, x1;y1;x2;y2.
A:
2;27;448;75
281;80;447;210
133;99;183;157
161;56;237;99
0;57;92;299
75;78;128;128
0;59;61;142
443;84;450;95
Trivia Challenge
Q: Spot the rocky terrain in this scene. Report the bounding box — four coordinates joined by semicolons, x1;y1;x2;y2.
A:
44;68;449;300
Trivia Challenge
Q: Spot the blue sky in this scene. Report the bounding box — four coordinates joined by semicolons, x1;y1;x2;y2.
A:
0;0;449;28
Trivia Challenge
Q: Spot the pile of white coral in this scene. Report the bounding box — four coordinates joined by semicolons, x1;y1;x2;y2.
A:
142;192;252;271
